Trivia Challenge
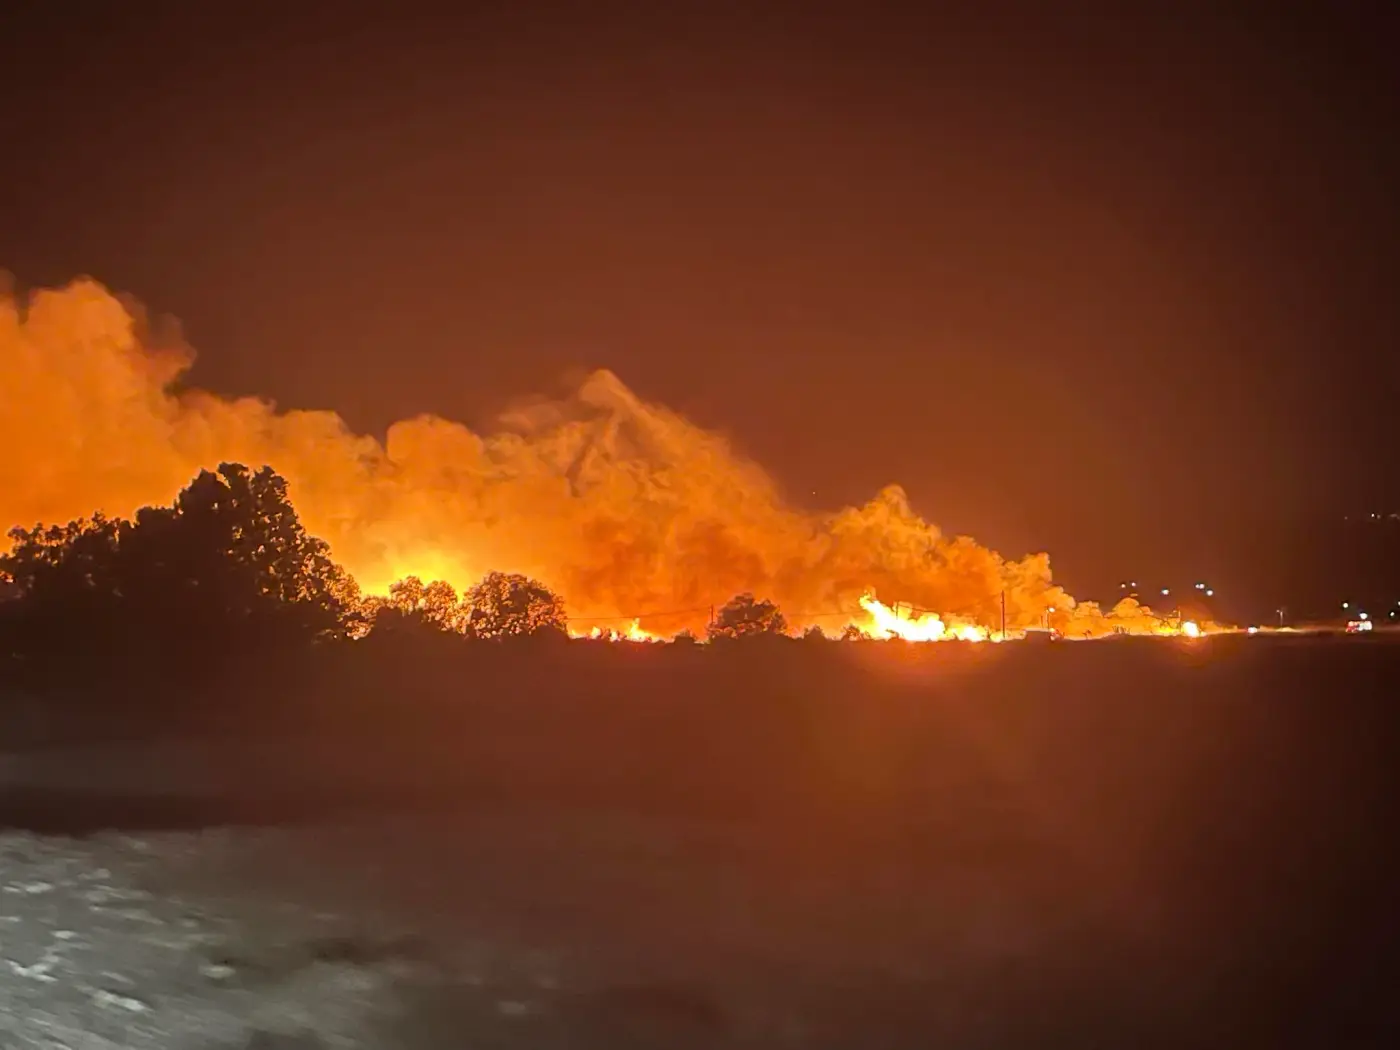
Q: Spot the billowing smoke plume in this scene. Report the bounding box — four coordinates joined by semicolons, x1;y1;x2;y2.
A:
1;276;1177;637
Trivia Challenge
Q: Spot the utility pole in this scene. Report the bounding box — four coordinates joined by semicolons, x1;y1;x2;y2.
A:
1000;590;1006;641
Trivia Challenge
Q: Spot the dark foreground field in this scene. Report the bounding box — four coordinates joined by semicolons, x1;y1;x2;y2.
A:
2;634;1398;1047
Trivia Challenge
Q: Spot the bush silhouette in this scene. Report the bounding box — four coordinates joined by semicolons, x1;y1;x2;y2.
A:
707;593;788;641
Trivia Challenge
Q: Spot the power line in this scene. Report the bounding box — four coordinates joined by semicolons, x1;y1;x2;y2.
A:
563;605;712;623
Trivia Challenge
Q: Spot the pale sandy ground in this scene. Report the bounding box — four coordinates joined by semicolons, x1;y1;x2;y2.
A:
12;703;1382;1050
0;803;1157;1049
7;639;1398;1047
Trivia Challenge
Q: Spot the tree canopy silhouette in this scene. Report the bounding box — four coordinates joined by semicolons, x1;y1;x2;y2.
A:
131;463;354;634
0;464;357;676
365;575;468;638
363;573;568;640
463;571;568;639
707;593;788;640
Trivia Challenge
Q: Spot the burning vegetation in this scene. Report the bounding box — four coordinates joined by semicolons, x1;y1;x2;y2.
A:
1;277;1218;643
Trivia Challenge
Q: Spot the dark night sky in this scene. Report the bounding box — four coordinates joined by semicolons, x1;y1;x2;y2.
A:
2;3;1396;611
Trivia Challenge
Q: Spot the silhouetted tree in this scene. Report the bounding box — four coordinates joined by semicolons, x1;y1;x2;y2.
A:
801;625;828;642
463;571;568;639
1;515;130;674
386;575;427;612
840;624;869;641
707;593;788;640
1;514;127;611
0;463;357;682
116;463;354;639
373;576;466;634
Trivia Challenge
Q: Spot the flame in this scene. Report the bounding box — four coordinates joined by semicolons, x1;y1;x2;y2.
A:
857;594;991;642
0;276;1233;642
580;618;659;642
625;618;660;642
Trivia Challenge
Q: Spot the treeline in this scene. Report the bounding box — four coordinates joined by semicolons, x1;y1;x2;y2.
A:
0;464;841;698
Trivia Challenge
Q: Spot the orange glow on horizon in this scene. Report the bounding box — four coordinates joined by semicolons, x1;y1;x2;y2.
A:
2;277;1235;644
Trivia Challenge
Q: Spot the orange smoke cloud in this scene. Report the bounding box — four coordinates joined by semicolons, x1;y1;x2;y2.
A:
1;276;1212;639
